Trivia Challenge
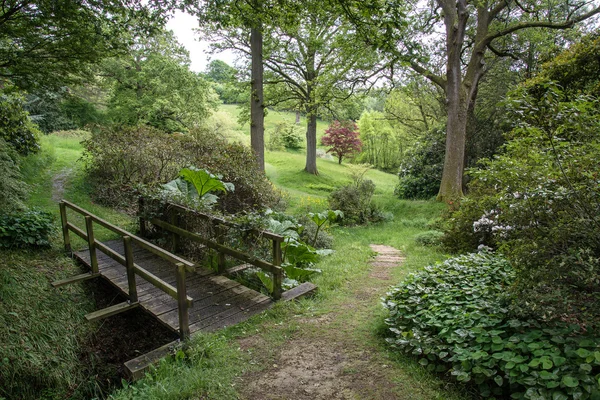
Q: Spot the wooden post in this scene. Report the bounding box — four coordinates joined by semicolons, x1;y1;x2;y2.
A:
272;239;282;300
59;202;71;253
175;262;190;339
85;216;98;274
214;222;226;273
123;236;138;303
170;208;179;253
138;197;147;238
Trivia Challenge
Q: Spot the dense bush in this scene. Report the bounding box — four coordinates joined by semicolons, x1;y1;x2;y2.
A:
267;122;304;151
441;36;600;326
384;251;600;399
395;126;445;199
0;210;54;248
0;139;28;213
0;93;41;155
441;88;600;325
414;230;443;247
82;125;278;213
329;179;383;225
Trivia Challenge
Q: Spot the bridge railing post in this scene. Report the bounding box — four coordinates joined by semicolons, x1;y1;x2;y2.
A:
213;221;226;273
175;262;190;339
138;197;147;237
170;208;179;253
123;236;138;303
272;239;282;300
59;201;71;253
85;216;98;274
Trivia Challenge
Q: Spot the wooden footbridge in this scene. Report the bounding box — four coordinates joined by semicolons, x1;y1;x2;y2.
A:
52;200;315;378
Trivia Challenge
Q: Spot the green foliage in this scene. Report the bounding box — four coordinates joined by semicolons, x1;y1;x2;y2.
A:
0;93;41;155
82;125;277;212
414;231;444;247
0;0;159;92
357;110;411;171
329;179;384;225
383;250;600;399
440;38;600;325
103;30;217;132
0;138;28;213
307;210;343;247
0;248;96;400
395;126;445;200
161;167;234;208
0;210;55;248
267;122;304;150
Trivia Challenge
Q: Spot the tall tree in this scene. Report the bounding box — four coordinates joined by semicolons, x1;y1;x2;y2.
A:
340;0;600;201
189;0;268;171
203;0;383;174
102;30;217;131
0;0;160;91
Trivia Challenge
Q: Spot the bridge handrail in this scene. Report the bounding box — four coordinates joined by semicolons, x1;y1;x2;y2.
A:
59;199;194;338
139;199;283;300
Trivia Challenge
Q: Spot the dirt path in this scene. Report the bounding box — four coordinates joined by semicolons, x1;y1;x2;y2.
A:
237;245;419;400
51;168;72;202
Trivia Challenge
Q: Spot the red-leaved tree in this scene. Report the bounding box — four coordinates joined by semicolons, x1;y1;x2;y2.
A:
321;120;362;164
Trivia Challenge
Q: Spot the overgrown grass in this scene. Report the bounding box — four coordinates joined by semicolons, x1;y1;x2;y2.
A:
0;247;98;399
1;133;136;400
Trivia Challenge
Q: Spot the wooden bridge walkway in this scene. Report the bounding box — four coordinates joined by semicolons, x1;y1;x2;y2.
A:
53;200;316;378
73;239;273;334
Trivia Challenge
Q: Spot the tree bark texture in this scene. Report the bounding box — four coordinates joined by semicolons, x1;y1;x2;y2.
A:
250;26;265;172
305;107;319;175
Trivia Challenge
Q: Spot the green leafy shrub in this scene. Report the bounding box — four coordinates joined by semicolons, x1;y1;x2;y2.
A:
297;215;334;250
395;127;444;199
267;122;304;150
414;231;444;247
160;167;234;209
383;251;600;399
0;139;28;213
82;125;278;212
440;36;600;326
329;179;384;225
440;86;600;325
0;93;41;155
0;210;55;248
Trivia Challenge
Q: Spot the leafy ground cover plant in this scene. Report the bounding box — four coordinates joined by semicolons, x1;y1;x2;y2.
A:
160;167;234;209
0;210;54;248
383;250;600;399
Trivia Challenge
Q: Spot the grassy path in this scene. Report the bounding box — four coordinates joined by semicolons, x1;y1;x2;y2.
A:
238;246;456;400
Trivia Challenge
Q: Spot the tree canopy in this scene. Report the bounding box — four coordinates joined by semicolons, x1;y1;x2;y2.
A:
0;0;162;91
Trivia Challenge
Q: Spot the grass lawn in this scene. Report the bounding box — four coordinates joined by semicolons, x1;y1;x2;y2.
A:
4;132;467;400
218;104;330;147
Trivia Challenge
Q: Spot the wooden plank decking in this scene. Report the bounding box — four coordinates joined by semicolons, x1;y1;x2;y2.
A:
74;239;274;334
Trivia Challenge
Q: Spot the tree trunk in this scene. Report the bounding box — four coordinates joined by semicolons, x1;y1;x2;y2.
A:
438;92;468;202
305;107;319;174
437;0;469;202
250;26;265;172
338;155;342;164
295;110;300;124
304;48;318;175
